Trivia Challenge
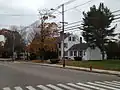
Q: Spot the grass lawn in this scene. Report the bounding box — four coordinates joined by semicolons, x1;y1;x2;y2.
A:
59;60;120;71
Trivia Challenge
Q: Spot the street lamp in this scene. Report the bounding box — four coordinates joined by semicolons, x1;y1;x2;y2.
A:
51;4;66;67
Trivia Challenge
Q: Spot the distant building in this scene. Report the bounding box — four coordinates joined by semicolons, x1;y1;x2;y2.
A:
57;32;107;60
57;32;81;59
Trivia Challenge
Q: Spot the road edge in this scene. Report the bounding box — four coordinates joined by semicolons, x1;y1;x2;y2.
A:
20;62;120;77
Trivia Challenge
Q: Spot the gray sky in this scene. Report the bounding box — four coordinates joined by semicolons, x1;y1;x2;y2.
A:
0;0;120;36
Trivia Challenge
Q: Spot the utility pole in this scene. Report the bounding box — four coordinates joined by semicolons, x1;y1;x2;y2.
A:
12;33;15;61
61;4;65;67
51;5;66;67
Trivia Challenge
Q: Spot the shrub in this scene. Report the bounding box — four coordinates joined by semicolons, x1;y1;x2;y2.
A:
29;53;36;60
74;57;82;61
50;59;60;64
32;60;42;63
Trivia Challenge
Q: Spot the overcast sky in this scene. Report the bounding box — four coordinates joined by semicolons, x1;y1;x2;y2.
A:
0;0;120;35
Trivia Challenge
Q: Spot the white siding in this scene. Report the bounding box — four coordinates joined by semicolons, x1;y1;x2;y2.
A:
83;47;102;60
60;34;80;59
64;35;80;51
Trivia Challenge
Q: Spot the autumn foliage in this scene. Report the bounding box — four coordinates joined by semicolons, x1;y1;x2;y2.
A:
28;22;59;58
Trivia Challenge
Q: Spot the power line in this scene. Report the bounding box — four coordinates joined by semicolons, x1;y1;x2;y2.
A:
114;14;120;17
51;0;95;19
112;10;120;13
0;4;118;17
64;0;78;6
64;27;80;32
64;0;95;12
65;20;82;26
115;17;120;20
0;13;119;27
58;24;81;30
64;13;120;27
113;20;120;23
0;14;39;16
0;0;77;17
65;27;80;31
50;0;78;15
63;17;120;31
65;24;80;28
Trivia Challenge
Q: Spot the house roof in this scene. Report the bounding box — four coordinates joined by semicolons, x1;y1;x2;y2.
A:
56;33;71;43
68;43;88;51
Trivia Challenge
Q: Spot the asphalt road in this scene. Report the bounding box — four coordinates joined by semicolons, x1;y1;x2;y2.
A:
0;62;120;89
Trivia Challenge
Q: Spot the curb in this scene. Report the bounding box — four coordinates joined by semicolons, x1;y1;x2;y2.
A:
19;62;120;77
41;64;120;77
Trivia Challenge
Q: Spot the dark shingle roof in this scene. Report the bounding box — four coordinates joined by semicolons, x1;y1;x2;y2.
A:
56;33;71;43
68;43;88;51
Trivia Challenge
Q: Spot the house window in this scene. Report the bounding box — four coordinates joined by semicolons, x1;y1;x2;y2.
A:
84;50;86;55
70;51;73;56
64;51;68;56
68;37;71;41
58;43;61;48
59;51;61;56
79;51;82;57
72;37;76;41
64;43;68;48
74;51;77;56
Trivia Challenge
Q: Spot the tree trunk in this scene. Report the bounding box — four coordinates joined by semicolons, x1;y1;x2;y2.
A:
101;41;105;60
101;51;105;60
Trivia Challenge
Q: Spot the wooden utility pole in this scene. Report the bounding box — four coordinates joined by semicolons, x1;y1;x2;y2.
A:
12;33;15;61
61;4;65;67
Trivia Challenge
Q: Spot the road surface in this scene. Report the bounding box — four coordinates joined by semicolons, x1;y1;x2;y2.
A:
0;62;120;90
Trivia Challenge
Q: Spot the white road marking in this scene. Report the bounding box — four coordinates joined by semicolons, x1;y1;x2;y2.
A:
2;81;120;90
95;81;120;88
37;85;51;90
67;83;91;90
47;84;63;90
104;81;120;86
57;84;77;90
3;87;11;90
14;87;23;90
26;86;36;90
77;82;106;90
113;81;120;84
87;82;119;90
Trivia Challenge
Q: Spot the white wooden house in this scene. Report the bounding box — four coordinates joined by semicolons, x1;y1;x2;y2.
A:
57;32;106;60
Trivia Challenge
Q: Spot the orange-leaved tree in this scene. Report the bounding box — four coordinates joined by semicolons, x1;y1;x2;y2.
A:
29;22;59;59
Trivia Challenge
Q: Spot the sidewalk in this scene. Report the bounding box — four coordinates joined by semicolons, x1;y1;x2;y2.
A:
19;61;120;76
0;58;12;61
40;63;120;76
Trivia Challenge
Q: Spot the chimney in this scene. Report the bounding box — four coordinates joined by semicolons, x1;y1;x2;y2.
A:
80;37;82;43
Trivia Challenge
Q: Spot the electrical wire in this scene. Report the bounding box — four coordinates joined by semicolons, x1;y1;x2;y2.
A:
64;0;78;6
0;14;39;16
65;24;81;29
114;17;120;20
50;0;78;16
0;13;119;27
64;0;95;12
114;14;120;17
63;13;120;28
113;20;120;23
51;0;95;18
65;20;82;26
0;3;119;17
112;10;120;13
63;17;120;32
